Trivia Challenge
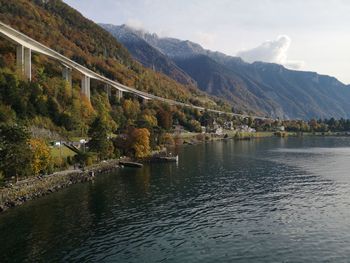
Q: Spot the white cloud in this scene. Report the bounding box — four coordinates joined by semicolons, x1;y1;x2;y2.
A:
125;18;145;31
195;31;216;48
158;29;172;38
284;60;305;70
237;35;304;69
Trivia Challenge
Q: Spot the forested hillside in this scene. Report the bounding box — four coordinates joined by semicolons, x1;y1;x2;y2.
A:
0;0;240;180
0;0;223;108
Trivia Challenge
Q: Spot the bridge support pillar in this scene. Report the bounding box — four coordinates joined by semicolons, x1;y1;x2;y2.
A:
116;89;123;101
81;75;90;101
62;66;72;86
105;84;111;98
16;45;24;72
24;48;31;81
16;45;31;80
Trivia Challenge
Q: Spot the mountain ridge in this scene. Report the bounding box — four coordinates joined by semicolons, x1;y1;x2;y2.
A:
102;24;350;119
99;24;197;86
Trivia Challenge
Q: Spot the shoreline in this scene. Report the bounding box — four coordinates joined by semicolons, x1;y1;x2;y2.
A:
0;159;121;213
0;132;251;214
1;131;347;214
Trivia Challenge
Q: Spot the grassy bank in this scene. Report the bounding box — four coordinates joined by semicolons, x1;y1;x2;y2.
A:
175;131;277;144
50;146;76;158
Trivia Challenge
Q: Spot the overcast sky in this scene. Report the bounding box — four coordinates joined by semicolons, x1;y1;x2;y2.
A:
64;0;350;84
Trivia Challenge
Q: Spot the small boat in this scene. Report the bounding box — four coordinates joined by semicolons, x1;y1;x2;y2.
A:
154;155;179;163
119;161;143;168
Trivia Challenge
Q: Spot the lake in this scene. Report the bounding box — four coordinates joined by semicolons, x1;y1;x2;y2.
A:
1;137;350;262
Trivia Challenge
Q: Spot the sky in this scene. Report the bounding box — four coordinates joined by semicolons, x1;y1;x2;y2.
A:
64;0;350;84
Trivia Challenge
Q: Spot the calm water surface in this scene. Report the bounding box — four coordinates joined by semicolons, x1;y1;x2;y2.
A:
1;137;350;262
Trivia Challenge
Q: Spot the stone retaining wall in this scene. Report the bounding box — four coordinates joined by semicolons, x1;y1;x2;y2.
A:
0;160;120;213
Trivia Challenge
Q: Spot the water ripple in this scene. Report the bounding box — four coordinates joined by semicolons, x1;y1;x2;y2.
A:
2;138;350;262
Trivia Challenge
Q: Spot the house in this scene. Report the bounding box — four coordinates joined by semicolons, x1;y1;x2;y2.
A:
215;127;224;135
206;121;223;134
224;121;234;130
238;125;256;133
173;125;185;134
213;120;220;130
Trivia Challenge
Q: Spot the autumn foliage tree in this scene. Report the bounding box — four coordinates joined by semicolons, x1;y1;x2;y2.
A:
159;133;175;146
157;108;173;130
137;109;158;129
122;99;140;121
29;138;52;176
128;127;151;158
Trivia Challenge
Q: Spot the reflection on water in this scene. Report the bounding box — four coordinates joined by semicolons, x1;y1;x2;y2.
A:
1;137;350;262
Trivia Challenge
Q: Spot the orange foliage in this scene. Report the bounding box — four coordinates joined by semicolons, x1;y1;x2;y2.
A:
128;127;151;158
29;138;52;176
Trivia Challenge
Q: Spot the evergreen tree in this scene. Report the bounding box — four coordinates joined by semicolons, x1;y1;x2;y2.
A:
0;124;33;181
87;117;114;160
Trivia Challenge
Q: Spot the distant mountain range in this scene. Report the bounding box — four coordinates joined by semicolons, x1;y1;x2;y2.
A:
101;24;350;119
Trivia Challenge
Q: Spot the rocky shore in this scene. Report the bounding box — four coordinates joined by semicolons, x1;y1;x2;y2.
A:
0;159;120;213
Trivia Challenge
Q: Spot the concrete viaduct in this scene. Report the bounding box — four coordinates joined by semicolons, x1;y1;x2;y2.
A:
0;21;271;121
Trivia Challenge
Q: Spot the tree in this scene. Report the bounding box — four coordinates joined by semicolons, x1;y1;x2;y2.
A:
87;116;114;160
73;151;94;168
128;127;151;158
91;93;117;131
200;111;213;127
0;124;33;181
159;133;175;146
137;110;158;129
157;108;173;130
0;104;16;123
29;138;52;176
187;120;202;132
122;99;140;120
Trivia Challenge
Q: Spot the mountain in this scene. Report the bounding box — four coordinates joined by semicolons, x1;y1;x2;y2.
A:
104;24;350;119
173;55;280;115
99;24;196;86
